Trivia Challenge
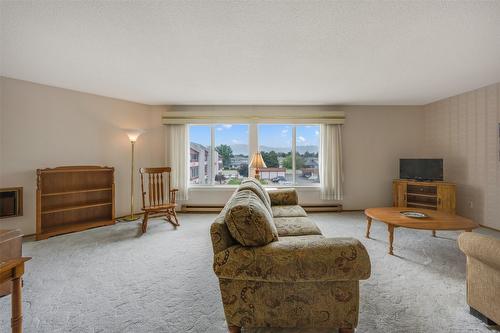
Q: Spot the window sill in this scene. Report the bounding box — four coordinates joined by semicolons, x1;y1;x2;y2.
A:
188;185;321;191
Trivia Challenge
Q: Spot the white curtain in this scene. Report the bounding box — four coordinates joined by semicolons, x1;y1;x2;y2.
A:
165;124;189;200
320;124;344;200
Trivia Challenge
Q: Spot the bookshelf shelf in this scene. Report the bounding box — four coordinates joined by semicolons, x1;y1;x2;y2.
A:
41;187;112;197
41;201;113;215
407;202;437;208
40;219;115;240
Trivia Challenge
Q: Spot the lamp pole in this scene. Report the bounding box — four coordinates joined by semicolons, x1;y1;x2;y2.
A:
122;129;143;222
130;140;136;219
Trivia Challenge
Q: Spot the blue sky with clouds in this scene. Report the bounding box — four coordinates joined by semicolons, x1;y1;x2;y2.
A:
259;124;319;148
189;124;319;148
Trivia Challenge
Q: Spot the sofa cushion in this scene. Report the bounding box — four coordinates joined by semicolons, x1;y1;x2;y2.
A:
268;188;298;206
273;217;322;237
210;191;239;254
238;180;272;216
214;236;372;282
224;190;278;246
242;178;271;203
271;205;307;218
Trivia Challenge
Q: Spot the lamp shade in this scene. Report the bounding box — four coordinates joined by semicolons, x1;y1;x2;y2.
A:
125;129;144;142
249;152;267;169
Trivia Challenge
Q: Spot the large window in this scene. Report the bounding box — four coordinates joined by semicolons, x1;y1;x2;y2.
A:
258;124;320;186
189;124;249;186
189;123;319;187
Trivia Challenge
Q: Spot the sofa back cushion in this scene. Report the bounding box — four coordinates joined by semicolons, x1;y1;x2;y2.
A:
210;192;239;254
224;190;278;246
268;188;298;206
238;180;272;216
242;178;271;204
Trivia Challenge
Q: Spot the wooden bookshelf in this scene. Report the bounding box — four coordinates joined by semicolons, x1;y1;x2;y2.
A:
36;166;115;240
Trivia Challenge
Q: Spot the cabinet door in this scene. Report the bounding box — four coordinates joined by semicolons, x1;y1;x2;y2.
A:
437;185;456;214
393;182;407;207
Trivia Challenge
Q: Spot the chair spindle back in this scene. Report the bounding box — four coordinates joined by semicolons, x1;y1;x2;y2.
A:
139;167;172;209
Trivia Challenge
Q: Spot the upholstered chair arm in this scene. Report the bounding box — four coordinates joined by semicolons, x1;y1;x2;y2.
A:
268;188;298;206
458;232;500;270
213;237;371;282
169;188;178;204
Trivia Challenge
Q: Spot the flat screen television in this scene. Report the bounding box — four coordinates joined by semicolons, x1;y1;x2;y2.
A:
399;159;443;181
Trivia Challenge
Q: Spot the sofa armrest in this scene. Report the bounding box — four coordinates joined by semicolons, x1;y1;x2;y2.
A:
213;237;371;282
458;232;500;271
268;188;298;206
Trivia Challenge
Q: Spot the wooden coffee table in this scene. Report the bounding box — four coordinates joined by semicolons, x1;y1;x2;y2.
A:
364;207;478;255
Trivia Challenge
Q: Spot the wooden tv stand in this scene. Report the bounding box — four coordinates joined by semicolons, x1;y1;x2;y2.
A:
392;179;456;214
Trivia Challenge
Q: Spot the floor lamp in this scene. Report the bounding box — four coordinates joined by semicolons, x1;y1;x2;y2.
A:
122;129;144;221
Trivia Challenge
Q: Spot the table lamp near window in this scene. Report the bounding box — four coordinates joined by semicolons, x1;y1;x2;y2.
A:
249;152;267;180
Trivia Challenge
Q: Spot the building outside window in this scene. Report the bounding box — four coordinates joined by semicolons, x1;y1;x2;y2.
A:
189;125;212;185
189;124;248;185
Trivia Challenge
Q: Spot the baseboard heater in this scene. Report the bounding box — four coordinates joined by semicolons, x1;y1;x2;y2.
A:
181;204;343;213
181;205;225;213
303;204;343;212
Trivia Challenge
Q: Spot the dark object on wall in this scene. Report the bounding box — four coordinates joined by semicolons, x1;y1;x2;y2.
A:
0;187;23;218
400;159;443;181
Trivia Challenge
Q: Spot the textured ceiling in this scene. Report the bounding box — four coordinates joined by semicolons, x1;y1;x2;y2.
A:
1;1;500;105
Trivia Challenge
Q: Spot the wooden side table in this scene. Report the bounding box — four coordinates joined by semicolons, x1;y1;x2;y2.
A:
0;258;31;333
0;229;23;297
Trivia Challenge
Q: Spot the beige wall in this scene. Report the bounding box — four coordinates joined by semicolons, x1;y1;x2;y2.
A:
422;83;500;230
0;77;166;235
185;106;425;210
0;77;428;235
342;106;424;208
3;76;497;234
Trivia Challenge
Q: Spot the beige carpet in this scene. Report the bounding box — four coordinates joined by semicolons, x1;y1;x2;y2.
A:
1;212;499;333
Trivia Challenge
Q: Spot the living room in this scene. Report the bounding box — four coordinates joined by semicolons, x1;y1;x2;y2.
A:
1;1;499;332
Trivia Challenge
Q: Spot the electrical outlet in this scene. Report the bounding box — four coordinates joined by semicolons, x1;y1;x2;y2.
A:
468;201;474;209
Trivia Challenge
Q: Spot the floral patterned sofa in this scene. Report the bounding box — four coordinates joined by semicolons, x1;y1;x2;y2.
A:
210;178;371;333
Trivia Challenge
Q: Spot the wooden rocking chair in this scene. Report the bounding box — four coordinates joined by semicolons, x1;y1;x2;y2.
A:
139;167;180;233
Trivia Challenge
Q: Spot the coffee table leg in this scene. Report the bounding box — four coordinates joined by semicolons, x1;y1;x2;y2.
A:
365;216;372;238
388;224;395;255
432;230;436;237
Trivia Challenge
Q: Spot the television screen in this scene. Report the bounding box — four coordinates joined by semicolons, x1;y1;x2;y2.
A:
400;159;443;181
